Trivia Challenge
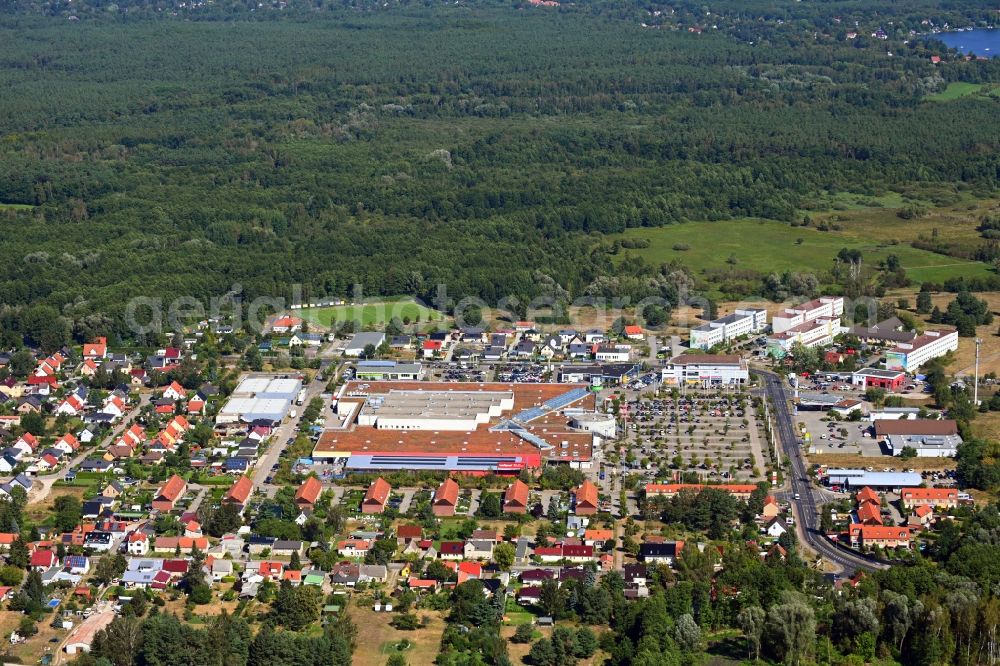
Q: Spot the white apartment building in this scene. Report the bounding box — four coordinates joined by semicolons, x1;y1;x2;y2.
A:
688;308;767;350
661;354;750;387
767;317;841;354
885;328;958;373
771;296;844;334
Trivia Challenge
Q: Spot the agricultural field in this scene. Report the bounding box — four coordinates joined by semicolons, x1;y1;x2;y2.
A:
299;298;447;330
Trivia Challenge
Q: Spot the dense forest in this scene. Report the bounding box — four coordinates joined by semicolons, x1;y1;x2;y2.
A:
0;2;999;345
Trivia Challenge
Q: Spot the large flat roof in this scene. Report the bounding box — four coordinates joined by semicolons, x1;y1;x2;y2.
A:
668;354;744;366
315;381;595;464
874;419;958;437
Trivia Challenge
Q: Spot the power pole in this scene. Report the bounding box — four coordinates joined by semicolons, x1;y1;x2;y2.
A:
975;338;983;405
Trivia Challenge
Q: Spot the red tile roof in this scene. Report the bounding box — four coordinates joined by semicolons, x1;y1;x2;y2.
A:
504;480;529;508
156;475;186;503
575;480;598;509
857;502;882;525
434;478;460;507
901;487;957;501
224;476;254;505
855;486;880;505
396;525;423;539
364;478;391;507
294;476;323;506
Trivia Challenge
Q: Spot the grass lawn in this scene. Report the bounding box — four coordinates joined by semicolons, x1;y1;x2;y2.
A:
970;410;1000;442
0;202;33;211
926;82;988;101
300;297;447;330
352;604;445;666
612;217;992;287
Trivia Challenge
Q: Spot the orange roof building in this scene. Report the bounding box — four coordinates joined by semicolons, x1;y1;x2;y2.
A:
584;529;613;545
855;486;880;506
152;475;187;512
574;479;599;516
503;480;530;514
900;487;958;509
362;478;391;514
857;502;883;526
850;524;910;549
224;476;254;509
294;476;323;509
645;483;759;501
432;478;460;517
83;337;108;359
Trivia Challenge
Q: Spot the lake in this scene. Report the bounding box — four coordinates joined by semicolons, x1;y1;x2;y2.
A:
937;29;1000;57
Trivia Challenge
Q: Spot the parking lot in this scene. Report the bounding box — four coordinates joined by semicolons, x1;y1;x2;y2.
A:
796;407;885;457
619;389;767;483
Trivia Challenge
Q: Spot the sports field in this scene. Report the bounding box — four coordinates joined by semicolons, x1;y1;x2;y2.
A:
300;298;446;329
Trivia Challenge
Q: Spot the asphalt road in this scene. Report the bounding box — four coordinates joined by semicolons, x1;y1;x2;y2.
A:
760;370;886;576
250;373;330;495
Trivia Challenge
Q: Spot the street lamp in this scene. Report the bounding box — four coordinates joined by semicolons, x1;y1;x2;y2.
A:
974;338;982;406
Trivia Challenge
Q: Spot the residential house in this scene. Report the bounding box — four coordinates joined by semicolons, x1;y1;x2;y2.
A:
294;476;323;510
433;478;460;517
337;539;371;558
850;524;911;549
396;525;422;545
223;475;254;512
900;487;958;510
162;381;186;401
439;542;465;561
639;541;683;566
127;532;150;556
463;540;495;560
151;474;187;512
272;540;304;558
83;338;108;360
30;549;59;571
761;496;781;520
574;480;599;516
53;433;80;456
362;478;391;514
583;529;613;548
765;518;788;538
503;480;530;514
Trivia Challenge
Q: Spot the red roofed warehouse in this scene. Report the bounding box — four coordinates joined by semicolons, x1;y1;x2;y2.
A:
362;478;391;514
503;480;529;514
152;475;187;512
294;476;323;510
432;478;460;517
574;479;599;516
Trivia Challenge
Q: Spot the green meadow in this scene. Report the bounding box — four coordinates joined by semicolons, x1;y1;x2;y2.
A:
612;218;992;286
300;298;446;329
